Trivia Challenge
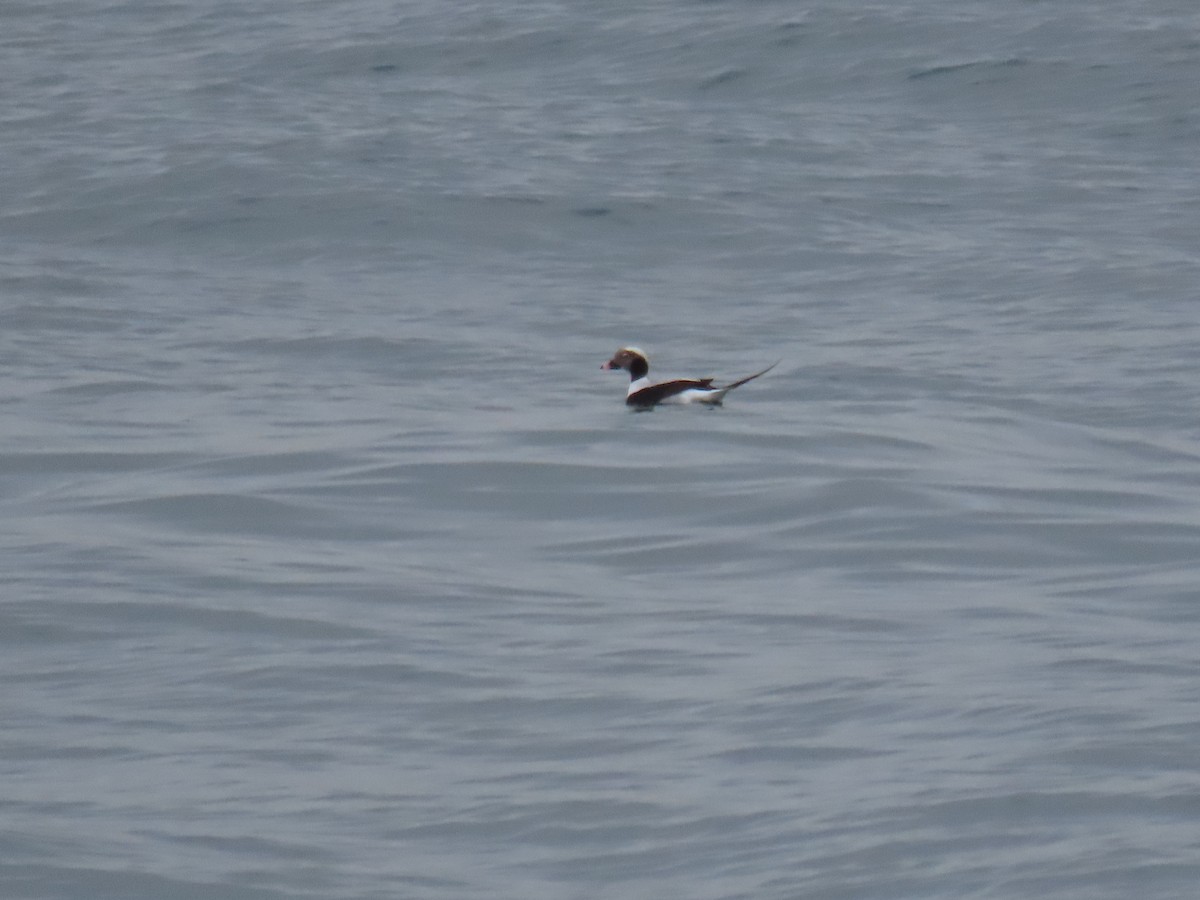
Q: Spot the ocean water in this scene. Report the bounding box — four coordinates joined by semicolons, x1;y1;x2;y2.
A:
3;1;1200;898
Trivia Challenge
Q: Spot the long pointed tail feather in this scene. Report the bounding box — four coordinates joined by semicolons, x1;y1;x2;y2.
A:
723;360;780;392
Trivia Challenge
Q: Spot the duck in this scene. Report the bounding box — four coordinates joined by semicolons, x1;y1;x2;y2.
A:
602;346;778;408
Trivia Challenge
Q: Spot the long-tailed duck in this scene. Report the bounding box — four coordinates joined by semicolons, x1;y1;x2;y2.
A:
602;346;778;408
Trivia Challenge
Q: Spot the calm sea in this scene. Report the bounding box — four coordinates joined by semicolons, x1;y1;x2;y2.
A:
3;1;1199;898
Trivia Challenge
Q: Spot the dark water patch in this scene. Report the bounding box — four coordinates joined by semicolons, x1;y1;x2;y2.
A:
908;57;1028;81
223;660;505;693
0;451;186;476
797;475;944;516
154;830;335;863
0;604;119;646
2;740;141;762
1048;724;1200;773
47;378;172;397
83;491;384;540
548;533;736;570
390;458;752;524
731;611;913;636
27;599;376;641
0;302;135;333
716;743;887;764
775;20;808;47
190;450;356;478
788;428;937;456
955;483;1187;514
1045;654;1195;679
593;648;719;678
699;67;747;89
227;334;427;357
0;865;295;900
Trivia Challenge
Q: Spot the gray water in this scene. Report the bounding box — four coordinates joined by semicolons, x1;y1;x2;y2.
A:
3;1;1200;898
